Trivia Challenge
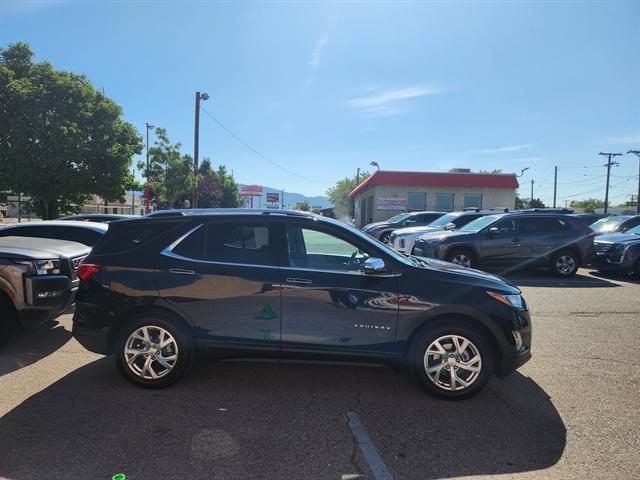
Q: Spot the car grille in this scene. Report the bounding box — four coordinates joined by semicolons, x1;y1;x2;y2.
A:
70;255;87;279
594;243;612;255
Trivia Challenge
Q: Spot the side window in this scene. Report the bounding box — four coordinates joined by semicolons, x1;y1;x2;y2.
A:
622;217;640;231
518;217;564;234
454;214;480;227
206;223;274;266
286;226;370;271
173;225;206;260
495;219;517;233
0;226;51;238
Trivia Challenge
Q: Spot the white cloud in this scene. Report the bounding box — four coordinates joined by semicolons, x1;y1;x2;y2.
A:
469;144;535;154
602;132;640;145
309;36;328;71
345;85;444;117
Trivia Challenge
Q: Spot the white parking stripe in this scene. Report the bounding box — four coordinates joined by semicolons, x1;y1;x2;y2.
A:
346;411;393;480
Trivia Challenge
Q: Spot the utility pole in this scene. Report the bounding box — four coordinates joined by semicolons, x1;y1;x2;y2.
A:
352;167;361;221
145;123;154;214
553;166;558;208
281;189;285;210
628;150;640;215
530;179;535;207
599;152;622;214
193;91;209;208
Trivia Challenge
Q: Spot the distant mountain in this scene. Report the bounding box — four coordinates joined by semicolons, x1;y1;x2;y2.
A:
238;184;331;210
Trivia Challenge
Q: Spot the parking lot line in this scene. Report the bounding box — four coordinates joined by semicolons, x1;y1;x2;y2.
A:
346;411;393;480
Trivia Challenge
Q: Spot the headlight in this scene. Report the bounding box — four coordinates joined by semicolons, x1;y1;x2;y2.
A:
14;259;62;275
487;291;527;310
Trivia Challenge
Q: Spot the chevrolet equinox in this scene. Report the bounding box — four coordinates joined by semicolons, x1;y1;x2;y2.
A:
72;210;531;399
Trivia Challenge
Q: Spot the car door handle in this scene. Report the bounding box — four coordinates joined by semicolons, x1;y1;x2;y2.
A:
286;277;312;285
169;268;195;275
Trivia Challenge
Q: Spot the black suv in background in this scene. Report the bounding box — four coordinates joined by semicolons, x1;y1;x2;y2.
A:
590;224;640;278
72;210;531;399
589;215;640;236
413;213;594;277
361;211;444;242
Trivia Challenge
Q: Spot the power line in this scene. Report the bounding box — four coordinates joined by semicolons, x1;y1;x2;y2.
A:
199;106;332;184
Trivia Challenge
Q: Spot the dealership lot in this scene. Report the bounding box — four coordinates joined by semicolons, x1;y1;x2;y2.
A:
0;269;638;480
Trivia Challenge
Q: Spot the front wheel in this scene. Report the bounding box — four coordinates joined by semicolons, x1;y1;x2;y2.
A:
409;321;494;400
550;250;579;277
446;249;474;268
115;313;194;388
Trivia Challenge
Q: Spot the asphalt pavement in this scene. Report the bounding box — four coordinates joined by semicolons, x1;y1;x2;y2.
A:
0;269;638;480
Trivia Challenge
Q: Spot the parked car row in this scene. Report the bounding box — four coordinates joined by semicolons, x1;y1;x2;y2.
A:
363;209;640;279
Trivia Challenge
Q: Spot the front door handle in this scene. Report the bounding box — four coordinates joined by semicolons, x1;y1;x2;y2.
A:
286;277;312;285
169;268;195;275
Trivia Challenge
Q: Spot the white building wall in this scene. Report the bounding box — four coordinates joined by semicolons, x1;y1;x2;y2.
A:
358;185;516;223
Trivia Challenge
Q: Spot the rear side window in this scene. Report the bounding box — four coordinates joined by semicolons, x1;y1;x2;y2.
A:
47;227;103;246
92;221;181;255
454;214;481;227
0;226;51;238
518;217;568;233
205;223;274;265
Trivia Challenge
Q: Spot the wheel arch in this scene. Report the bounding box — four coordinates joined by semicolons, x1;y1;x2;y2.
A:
443;244;480;262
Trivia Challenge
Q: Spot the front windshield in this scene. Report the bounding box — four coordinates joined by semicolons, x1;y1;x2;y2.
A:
459;215;499;232
427;213;459;228
387;213;411;223
590;216;629;233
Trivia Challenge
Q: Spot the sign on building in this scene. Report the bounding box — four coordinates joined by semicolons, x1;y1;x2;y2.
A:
240;185;263;196
377;197;407;211
266;192;279;203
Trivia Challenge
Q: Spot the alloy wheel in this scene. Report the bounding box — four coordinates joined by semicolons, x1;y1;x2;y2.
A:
555;255;576;275
450;254;471;268
124;325;179;380
423;334;482;392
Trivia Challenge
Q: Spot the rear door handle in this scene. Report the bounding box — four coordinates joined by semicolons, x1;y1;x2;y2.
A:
169;268;195;275
286;277;312;285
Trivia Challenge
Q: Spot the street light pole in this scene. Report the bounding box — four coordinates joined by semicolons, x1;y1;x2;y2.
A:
628;150;640;215
193;91;209;208
530;179;535;207
145;123;154;214
599;152;622;214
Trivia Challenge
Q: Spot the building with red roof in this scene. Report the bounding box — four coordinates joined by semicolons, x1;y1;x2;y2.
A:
348;169;519;225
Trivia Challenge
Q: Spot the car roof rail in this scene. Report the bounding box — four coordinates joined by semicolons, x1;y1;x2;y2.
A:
463;207;481;212
514;208;575;214
146;208;315;218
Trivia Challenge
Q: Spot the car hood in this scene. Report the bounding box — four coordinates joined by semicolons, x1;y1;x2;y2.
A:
594;233;640;245
417;230;473;241
0;236;90;260
414;257;520;293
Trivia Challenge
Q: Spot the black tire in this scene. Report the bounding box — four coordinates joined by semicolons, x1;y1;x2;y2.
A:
0;295;19;351
409;320;494;400
445;248;474;268
115;312;195;388
550;250;580;278
379;231;392;243
632;259;640;280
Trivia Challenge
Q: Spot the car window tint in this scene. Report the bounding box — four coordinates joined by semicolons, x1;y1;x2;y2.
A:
206;223;273;265
518;217;565;233
0;226;51;238
92;221;180;255
454;214;481;227
622;217;640;230
48;227;102;246
286;226;370;271
495;219;517;233
173;225;206;259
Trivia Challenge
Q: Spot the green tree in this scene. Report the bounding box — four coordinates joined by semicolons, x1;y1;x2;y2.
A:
213;165;240;208
139;128;195;209
569;198;604;213
326;171;370;219
196;158;222;208
0;42;142;219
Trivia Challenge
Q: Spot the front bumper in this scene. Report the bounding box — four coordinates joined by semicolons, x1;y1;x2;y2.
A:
412;242;439;258
18;276;78;330
589;253;635;274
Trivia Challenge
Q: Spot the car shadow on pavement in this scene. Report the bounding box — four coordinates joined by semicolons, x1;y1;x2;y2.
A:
0;319;71;377
500;268;619;288
587;269;640;285
0;358;566;480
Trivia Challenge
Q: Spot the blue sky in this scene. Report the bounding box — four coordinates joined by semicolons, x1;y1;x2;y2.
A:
2;0;639;205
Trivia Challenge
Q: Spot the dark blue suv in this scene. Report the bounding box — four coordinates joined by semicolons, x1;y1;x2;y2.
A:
72;210;531;399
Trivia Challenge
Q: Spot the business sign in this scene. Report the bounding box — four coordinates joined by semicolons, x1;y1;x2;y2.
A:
377;197;407;211
267;192;279;203
240;185;263;196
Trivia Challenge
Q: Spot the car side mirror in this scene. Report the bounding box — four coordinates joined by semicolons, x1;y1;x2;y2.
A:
488;227;500;236
444;223;456;230
363;257;389;274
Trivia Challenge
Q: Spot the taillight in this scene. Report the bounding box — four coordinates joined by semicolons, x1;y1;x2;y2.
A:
76;263;103;281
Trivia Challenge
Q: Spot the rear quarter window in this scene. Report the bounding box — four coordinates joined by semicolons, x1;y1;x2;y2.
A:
91;220;183;255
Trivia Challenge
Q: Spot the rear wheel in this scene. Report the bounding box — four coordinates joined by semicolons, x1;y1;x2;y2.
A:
446;249;474;268
409;320;494;400
115;313;194;388
550;250;579;277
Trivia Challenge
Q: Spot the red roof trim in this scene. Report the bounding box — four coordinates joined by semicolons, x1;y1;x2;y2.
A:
348;171;519;198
